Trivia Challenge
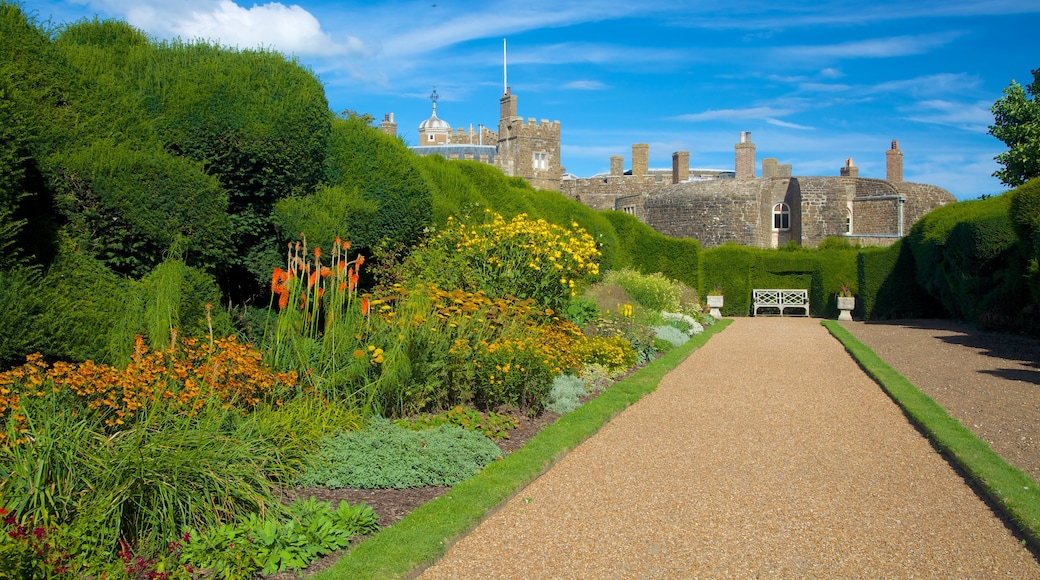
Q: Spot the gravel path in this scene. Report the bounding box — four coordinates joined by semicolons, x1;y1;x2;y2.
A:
418;318;1040;578
841;319;1040;486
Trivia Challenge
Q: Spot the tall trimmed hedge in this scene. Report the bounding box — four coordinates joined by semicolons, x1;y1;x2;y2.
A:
907;195;1028;327
1008;178;1040;305
857;241;946;320
602;211;699;289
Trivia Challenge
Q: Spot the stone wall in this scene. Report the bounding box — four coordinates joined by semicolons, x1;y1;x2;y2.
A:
561;175;658;212
893;181;955;232
496;116;562;191
644;179;787;248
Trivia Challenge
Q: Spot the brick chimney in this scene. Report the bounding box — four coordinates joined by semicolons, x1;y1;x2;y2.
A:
886;139;903;182
632;144;649;178
762;158;779;178
840;157;859;178
735;131;756;179
672;151;690;184
610;155;624;177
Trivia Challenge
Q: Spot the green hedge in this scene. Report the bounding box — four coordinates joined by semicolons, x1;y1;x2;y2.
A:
602;211;699;289
857;241;946;320
698;245;857;317
907;194;1029;327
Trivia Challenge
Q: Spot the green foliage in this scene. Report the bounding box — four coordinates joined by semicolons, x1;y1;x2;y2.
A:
396;406;518;440
562;295;600;326
273;183;379;253
907;194;1028;327
404;211;601;311
699;244;857;317
653;325;690;348
604;268;682;312
545;374;586;415
989;68;1040;188
325;117;432;252
578;363;616;393
602;210;700;288
0;266;43;368
1008;178;1040;306
180;498;379;576
49;140;231;278
856;241;944;321
572;335;638;372
296;417;502;489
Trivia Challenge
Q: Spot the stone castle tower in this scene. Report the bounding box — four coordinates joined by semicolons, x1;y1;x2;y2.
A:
404;87;563;191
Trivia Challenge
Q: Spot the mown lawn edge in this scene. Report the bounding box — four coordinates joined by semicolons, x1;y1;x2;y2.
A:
313;319;732;579
822;319;1040;551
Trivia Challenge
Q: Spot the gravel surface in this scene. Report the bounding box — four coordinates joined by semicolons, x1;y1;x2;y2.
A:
842;319;1040;485
418;318;1040;578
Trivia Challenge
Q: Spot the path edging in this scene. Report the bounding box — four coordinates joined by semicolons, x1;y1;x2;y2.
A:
314;320;733;579
823;320;1040;551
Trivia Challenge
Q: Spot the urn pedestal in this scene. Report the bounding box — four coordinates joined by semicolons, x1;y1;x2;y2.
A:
837;296;855;321
707;295;724;319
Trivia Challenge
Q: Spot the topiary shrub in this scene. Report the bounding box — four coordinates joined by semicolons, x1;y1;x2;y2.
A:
295;417;502;489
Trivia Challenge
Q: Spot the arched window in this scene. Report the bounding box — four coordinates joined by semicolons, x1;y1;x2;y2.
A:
773;203;790;231
845;207;853;234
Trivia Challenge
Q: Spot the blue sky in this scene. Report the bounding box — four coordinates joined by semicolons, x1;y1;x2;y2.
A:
22;0;1040;200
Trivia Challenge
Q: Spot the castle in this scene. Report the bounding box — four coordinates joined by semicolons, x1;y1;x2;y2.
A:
384;91;955;249
381;88;563;191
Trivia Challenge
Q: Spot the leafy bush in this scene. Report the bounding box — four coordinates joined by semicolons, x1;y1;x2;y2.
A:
578;363;616;393
571;335;637;372
0;266;43;368
405;211;601;311
179;498;379;576
396;406;518;440
602;210;700;289
908;194;1028;326
604;269;682;312
653;325;690;348
295;417;502;489
545;374;586;415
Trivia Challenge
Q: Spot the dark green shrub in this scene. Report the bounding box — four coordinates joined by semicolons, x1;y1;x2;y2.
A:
908;194;1029;327
857;241;945;320
295;417;502;489
602;211;699;288
1008;178;1040;306
325;117;433;252
0;265;43;367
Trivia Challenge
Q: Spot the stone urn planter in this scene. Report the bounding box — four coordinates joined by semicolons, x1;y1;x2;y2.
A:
707;295;724;319
837;296;855;321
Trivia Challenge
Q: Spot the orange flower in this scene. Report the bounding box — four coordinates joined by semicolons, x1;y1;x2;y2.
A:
316;287;325;300
356;254;365;267
343;240;351;250
308;270;318;289
319;266;331;278
314;247;322;259
278;290;289;310
338;281;348;293
361;297;370;316
271;267;286;293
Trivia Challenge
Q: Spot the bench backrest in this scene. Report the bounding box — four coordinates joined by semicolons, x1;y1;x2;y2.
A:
752;289;808;305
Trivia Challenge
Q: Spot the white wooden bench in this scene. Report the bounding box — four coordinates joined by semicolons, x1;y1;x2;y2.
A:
752;289;810;317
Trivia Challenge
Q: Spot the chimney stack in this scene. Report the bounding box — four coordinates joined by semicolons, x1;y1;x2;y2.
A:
886;139;903;182
672;151;690;184
610;155;624;177
380;113;397;137
735;131;756;179
632;144;649;178
840;157;859;178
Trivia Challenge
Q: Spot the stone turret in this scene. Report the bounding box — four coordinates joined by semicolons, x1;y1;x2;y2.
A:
735;131;756;179
380;113;397;137
886;139;903;182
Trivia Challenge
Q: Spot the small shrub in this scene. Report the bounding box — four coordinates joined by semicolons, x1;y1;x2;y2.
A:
653;325;690;348
295;417;502;489
545;374;586;415
661;311;704;335
572;335;637;372
396;405;518;440
579;363;615;393
603;269;682;312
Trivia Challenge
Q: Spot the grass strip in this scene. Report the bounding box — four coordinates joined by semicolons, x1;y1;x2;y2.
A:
822;320;1040;550
314;319;732;579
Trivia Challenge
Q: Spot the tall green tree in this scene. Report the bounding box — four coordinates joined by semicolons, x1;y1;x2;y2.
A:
990;68;1040;188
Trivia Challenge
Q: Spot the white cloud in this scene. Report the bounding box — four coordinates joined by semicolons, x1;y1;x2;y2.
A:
82;0;346;56
563;80;609;91
774;32;963;61
673;106;795;122
766;118;814;130
905;99;994;132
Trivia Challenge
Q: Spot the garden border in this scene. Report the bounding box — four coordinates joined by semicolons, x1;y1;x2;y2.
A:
822;320;1040;551
313;319;733;579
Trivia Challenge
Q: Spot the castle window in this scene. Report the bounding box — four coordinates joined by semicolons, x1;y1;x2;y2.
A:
845;207;853;234
428;133;434;142
622;205;636;215
533;152;548;170
773;203;790;231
